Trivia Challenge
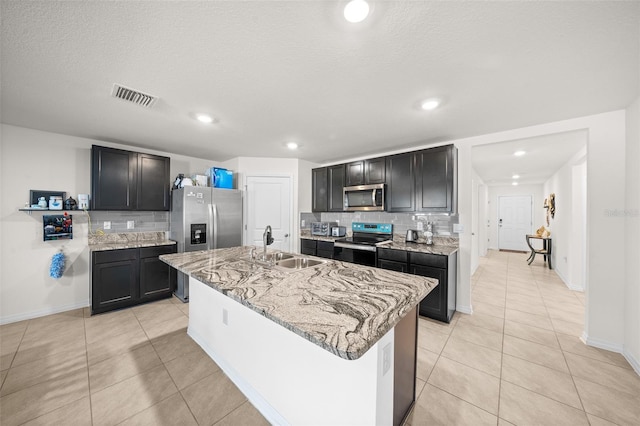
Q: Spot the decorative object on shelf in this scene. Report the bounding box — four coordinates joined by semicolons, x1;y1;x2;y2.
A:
535;226;551;238
64;196;78;210
43;213;73;241
49;250;65;279
30;190;66;208
48;196;63;210
172;173;185;189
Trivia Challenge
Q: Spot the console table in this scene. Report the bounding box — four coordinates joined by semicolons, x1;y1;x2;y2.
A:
525;235;552;269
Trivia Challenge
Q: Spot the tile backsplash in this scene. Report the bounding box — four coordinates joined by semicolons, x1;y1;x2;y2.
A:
301;211;459;239
87;211;169;234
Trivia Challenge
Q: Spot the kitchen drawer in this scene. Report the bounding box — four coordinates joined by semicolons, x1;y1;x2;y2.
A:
317;241;334;252
140;244;177;259
377;247;407;263
408;252;447;269
93;248;139;264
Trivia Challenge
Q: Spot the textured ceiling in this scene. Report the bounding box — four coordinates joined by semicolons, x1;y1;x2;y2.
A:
471;131;587;187
1;1;638;164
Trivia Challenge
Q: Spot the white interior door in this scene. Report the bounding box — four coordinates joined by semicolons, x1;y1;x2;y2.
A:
245;176;292;252
498;195;532;251
471;178;479;273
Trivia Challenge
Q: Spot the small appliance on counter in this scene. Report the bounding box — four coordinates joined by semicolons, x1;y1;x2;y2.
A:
78;194;90;209
405;229;418;242
311;221;337;236
331;225;346;237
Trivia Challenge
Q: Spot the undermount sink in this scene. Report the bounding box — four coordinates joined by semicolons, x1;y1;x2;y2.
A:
276;257;326;269
256;252;295;263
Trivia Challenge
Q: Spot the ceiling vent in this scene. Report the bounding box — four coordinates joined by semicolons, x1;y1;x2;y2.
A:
110;84;158;108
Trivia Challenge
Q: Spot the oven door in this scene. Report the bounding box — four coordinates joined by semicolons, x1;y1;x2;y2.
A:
333;243;377;266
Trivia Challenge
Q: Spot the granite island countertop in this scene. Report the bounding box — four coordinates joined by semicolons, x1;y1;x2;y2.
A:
160;246;437;360
88;231;177;252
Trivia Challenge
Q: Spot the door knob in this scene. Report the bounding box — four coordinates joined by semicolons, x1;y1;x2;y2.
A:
284;233;289;237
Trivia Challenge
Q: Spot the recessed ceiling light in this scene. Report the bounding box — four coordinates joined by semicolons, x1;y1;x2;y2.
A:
286;142;298;150
513;150;526;157
512;174;520;179
512;182;519;186
344;0;370;23
196;114;214;124
420;99;440;111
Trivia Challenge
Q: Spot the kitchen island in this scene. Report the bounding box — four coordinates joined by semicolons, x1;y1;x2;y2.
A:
160;246;437;425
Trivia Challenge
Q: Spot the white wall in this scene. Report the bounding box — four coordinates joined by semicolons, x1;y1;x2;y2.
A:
543;147;587;289
0;124;219;324
225;157;318;254
625;96;640;373
486;184;544;250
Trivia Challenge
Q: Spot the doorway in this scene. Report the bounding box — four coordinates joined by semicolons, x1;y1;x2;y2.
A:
498;195;532;252
245;175;293;252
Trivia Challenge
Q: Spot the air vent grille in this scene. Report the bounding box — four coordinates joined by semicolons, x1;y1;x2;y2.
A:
111;84;158;108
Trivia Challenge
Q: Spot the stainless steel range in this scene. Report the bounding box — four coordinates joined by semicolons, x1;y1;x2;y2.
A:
333;222;393;266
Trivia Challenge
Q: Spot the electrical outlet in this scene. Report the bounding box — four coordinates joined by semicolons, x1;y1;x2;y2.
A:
127;220;135;229
382;343;391;375
222;308;228;325
416;221;424;231
453;223;464;233
301;219;306;227
103;221;111;230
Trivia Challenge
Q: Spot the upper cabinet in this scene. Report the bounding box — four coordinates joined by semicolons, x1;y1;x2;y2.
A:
386;152;415;212
327;164;345;212
311;144;457;214
91;145;170;211
387;145;457;214
345;158;386;186
312;167;328;212
415;145;457;213
312;165;345;212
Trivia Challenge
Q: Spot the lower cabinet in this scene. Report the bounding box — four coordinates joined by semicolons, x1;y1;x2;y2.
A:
300;239;334;259
91;244;177;314
409;252;457;323
377;247;457;323
377;248;408;273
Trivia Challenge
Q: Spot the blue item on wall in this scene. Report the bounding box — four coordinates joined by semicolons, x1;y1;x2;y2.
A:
211;167;234;189
50;251;65;279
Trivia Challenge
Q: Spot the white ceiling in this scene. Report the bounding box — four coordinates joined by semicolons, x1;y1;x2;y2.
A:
1;1;638;164
471;130;587;187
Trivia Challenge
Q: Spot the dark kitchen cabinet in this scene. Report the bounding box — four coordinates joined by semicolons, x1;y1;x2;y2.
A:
408;251;457;323
299;239;334;259
415;145;457;213
91;145;170;211
91;249;139;314
386;152;415;212
300;239;317;256
377;247;408;273
91;244;177;315
313;165;344;212
327;165;345;212
312;168;328;212
139;246;177;301
346;158;386;186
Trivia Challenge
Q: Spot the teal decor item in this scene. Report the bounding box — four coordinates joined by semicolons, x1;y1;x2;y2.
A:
50;251;65;279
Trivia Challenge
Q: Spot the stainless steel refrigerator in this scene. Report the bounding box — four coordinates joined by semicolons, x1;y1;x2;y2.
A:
170;187;243;302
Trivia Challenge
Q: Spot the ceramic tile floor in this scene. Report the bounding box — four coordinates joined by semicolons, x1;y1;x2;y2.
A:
407;250;640;426
1;250;639;425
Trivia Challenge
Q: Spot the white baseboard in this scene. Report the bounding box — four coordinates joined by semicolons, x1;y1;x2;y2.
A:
581;331;624;353
554;268;584;292
623;348;640;376
188;327;288;426
456;304;473;315
0;300;90;325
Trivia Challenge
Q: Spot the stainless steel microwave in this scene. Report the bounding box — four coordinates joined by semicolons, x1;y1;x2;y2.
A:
343;184;385;211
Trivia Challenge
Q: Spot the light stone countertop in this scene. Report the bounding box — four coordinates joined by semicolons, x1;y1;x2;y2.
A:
88;231;176;252
160;246;437;360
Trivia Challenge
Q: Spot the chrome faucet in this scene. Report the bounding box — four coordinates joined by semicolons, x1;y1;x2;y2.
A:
263;225;274;260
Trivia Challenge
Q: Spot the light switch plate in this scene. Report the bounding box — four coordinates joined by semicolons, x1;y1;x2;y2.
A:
453;223;464;233
127;220;134;229
416;221;424;231
103;221;111;230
